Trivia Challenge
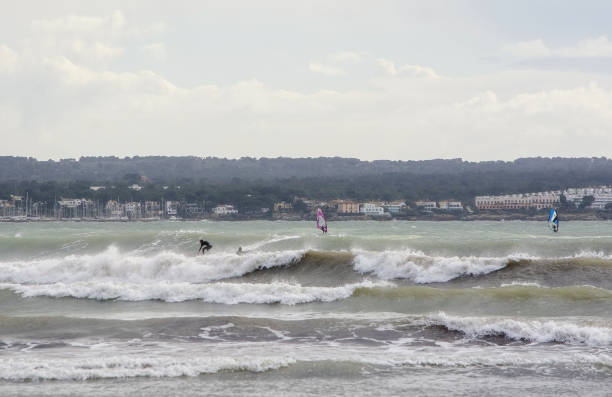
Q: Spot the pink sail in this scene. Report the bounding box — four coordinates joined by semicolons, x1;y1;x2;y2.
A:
316;208;327;232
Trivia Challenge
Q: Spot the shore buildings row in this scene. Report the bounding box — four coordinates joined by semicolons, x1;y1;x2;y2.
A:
1;195;467;220
475;186;612;210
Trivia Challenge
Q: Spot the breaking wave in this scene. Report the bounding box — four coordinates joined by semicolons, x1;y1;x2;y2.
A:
1;280;391;304
352;250;521;282
426;312;612;346
0;245;305;285
0;355;296;382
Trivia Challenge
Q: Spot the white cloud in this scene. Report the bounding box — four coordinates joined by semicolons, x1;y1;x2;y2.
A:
31;10;125;35
331;51;362;63
377;58;398;75
72;40;124;62
377;58;439;78
4;45;612;161
308;61;345;76
504;36;612;58
22;10;168;68
503;39;550;58
0;44;18;74
140;42;166;61
3;8;612;160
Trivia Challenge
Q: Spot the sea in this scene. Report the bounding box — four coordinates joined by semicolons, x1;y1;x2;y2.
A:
0;220;611;396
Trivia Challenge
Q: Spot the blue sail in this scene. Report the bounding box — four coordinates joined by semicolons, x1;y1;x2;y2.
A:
548;208;559;231
548;209;556;223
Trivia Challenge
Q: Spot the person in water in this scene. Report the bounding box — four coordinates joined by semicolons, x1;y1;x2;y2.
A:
236;246;243;255
198;239;212;254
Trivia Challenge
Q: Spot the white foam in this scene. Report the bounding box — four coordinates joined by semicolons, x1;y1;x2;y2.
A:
0;245;305;285
352;250;521;283
500;281;543;288
1;336;610;382
0;279;392;305
427;312;612;346
0;354;296;381
243;235;302;251
198;323;236;340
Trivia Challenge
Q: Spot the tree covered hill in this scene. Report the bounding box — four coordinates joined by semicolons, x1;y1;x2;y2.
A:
2;156;612;205
2;156;612;184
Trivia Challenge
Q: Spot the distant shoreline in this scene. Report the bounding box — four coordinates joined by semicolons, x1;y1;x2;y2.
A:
0;213;607;223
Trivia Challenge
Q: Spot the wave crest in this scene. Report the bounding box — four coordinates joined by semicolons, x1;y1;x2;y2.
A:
0;246;305;284
427;312;612;346
353;250;517;283
1;280;391;304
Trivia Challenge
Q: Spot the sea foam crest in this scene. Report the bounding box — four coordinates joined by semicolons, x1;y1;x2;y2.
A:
0;354;296;381
1;280;391;304
352;250;518;283
428;312;612;346
0;245;304;285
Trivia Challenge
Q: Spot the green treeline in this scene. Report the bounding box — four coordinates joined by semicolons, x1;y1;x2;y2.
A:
3;155;612;212
3;156;612;185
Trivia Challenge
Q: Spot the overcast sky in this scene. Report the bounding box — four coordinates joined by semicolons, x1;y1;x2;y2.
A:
2;0;612;161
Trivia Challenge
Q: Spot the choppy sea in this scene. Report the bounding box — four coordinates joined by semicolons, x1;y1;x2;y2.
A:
0;220;611;396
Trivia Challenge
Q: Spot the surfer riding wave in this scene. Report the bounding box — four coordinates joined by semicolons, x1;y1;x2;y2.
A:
198;239;212;254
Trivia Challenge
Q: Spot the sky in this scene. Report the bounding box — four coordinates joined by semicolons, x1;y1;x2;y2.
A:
2;0;612;161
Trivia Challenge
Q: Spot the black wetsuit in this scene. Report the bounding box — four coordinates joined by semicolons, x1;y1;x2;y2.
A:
199;239;212;254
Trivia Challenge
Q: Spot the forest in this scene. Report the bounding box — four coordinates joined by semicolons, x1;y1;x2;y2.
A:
3;156;612;212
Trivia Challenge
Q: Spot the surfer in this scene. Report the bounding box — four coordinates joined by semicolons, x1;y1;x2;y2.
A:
236;246;244;255
198;239;212;254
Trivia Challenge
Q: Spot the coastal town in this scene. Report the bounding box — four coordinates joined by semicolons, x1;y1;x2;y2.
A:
2;184;612;221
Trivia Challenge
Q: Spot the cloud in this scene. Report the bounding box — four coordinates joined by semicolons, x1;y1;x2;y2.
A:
308;61;345;76
23;10;167;68
4;45;612;161
377;58;439;78
3;9;612;160
140;42;166;61
0;45;19;74
331;51;362;63
504;36;612;58
31;10;126;35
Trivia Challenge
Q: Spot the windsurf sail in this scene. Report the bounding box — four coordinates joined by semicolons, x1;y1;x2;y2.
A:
548;208;559;231
316;208;327;232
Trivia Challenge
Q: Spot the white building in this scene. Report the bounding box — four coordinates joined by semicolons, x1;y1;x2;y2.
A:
125;202;141;218
166;201;179;216
438;201;463;210
563;186;612;209
415;201;437;211
58;198;83;208
360;203;385;216
383;201;406;214
475;192;560;210
213;204;238;215
105;200;123;218
89;186;105;191
128;184;143;191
